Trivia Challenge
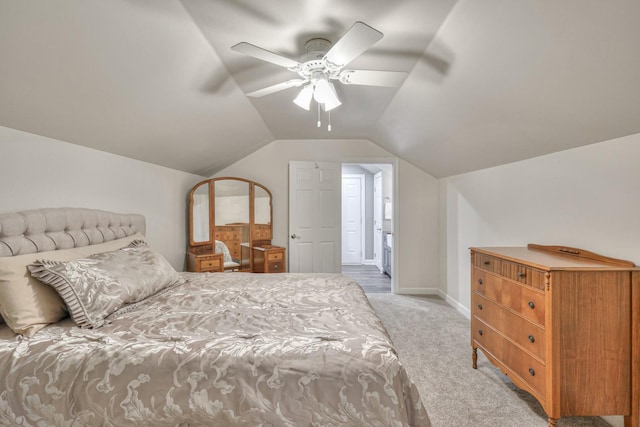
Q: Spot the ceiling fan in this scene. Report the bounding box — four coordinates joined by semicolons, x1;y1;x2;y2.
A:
231;22;407;112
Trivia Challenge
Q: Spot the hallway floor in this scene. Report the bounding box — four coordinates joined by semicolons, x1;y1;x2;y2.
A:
341;264;391;293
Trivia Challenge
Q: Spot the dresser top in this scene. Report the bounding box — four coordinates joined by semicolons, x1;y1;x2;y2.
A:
471;245;640;271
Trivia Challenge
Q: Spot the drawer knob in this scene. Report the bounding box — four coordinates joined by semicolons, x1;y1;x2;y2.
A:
528;335;535;343
529;368;535;376
273;264;279;270
478;278;483;285
528;301;535;309
483;261;490;265
478;330;483;336
517;271;526;278
477;304;483;310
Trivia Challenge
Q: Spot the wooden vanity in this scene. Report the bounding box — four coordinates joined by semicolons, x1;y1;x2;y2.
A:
470;244;640;427
187;177;286;273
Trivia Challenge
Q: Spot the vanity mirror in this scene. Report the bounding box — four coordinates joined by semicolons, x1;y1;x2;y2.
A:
187;177;285;273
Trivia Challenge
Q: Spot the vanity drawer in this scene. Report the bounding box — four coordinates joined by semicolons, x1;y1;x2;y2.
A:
197;255;223;272
267;251;284;262
268;261;285;272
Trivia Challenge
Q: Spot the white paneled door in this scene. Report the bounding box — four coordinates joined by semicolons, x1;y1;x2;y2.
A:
373;171;383;272
288;161;341;273
341;174;364;265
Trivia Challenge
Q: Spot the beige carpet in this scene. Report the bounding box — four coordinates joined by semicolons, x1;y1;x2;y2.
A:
366;294;613;427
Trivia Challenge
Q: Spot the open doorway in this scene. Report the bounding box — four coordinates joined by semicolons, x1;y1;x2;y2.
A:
341;163;393;293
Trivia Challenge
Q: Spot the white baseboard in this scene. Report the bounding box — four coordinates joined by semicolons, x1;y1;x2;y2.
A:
395;287;441;296
395;288;471;319
445;294;471;319
363;259;376;266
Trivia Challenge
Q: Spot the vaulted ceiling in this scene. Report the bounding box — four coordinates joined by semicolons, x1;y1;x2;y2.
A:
1;0;638;178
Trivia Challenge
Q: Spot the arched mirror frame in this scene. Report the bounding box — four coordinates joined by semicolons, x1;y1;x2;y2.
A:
188;177;275;272
188;180;213;246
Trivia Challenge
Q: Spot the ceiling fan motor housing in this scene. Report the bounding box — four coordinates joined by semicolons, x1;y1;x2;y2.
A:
295;38;340;80
303;38;331;57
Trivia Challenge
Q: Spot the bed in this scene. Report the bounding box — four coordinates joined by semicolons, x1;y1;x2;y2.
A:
0;208;430;426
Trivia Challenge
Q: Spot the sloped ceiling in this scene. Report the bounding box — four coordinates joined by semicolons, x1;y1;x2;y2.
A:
1;0;638;178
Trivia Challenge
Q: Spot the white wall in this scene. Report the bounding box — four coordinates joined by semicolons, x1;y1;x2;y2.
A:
214;139;440;295
439;132;640;426
440;132;640;311
0;126;205;270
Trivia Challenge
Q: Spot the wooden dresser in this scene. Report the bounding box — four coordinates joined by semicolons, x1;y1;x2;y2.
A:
470;244;639;427
252;246;286;273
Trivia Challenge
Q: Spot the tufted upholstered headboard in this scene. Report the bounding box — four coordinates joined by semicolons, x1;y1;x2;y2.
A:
0;208;146;257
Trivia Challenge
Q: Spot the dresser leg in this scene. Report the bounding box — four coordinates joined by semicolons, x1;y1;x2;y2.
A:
548;417;558;427
472;347;477;369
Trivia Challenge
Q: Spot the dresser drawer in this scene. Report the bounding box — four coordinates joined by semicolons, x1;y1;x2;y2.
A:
473;253;502;275
472;291;503;331
502;283;545;326
475;293;546;361
472;318;503;361
501;260;546;290
472;268;503;302
473;267;545;326
473;318;546;398
501;336;546;398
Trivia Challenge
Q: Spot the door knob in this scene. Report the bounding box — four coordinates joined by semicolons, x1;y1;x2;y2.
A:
290;234;301;239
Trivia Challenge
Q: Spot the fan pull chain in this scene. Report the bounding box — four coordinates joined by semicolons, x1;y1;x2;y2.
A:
328;110;332;131
317;103;321;128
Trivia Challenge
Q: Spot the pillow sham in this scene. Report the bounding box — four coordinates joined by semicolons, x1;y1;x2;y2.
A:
0;232;146;336
28;243;179;328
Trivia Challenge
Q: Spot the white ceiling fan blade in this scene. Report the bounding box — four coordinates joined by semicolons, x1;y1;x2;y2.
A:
246;79;307;97
231;42;301;69
339;70;407;87
323;22;383;68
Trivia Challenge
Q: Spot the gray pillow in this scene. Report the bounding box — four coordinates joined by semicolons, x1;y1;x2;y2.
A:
28;242;180;328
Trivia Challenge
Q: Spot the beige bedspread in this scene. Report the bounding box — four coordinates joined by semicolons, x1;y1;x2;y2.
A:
0;273;430;426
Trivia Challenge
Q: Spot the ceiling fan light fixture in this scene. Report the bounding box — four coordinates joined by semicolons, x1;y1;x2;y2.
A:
322;83;341;112
293;84;314;110
312;78;330;103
